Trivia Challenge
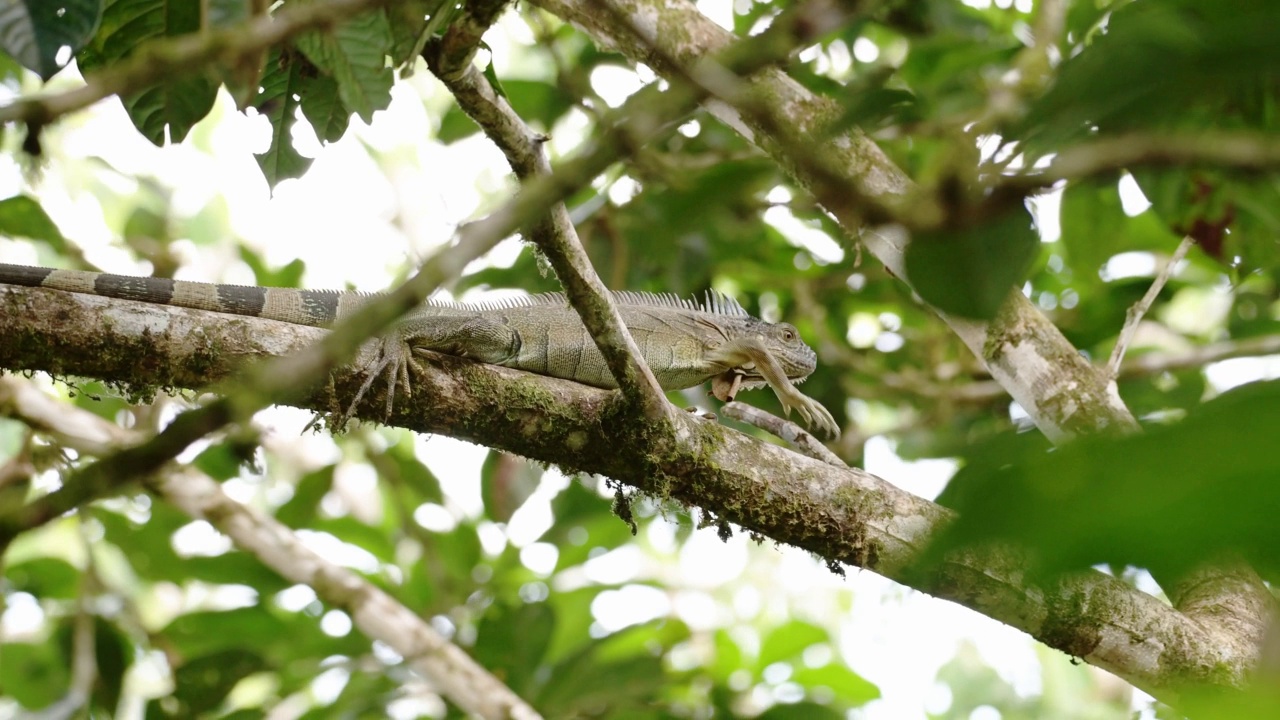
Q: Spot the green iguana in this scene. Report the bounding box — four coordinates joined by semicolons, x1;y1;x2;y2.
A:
0;263;838;437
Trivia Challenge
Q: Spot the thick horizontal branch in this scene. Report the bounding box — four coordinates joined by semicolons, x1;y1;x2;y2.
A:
0;286;1256;700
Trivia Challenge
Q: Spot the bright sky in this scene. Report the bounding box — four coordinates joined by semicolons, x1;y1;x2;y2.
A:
3;2;1269;718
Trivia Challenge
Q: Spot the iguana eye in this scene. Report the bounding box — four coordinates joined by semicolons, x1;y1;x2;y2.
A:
782;327;796;341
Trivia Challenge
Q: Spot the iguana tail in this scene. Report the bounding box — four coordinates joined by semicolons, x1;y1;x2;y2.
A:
0;263;369;327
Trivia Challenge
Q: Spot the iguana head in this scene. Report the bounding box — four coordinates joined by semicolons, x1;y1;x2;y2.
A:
709;320;818;402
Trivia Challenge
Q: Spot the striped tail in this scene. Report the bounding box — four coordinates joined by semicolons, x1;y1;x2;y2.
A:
0;263;370;327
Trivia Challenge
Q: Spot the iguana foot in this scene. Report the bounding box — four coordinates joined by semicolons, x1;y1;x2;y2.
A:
781;393;839;439
336;336;415;430
709;367;838;439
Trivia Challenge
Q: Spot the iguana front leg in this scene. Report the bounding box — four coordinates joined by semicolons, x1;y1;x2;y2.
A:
339;315;522;428
401;315;524;366
706;339;839;438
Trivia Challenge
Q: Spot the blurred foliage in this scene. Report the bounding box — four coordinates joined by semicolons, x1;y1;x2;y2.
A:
3;0;1280;718
931;643;1131;720
930;378;1280;581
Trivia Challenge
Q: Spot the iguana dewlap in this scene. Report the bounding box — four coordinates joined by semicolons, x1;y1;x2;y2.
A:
0;264;838;437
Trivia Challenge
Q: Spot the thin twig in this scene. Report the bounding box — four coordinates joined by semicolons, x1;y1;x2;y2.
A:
721;401;847;467
1106;235;1195;380
1048;132;1280;180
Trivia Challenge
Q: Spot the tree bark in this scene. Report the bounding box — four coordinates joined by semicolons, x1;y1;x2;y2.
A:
0;285;1261;700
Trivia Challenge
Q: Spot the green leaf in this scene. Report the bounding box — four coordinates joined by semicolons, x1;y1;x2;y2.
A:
254;48;314;186
312;516;397;561
709;629;744;681
92;618;132;711
538;650;668;716
122;204;169;243
387;0;435;67
4;557;81;598
437;79;574;143
1058;180;1127;288
162;606;364;663
1058;179;1181;288
436;105;481;143
0;641;69;709
757;620;827;671
481;451;542;523
1133;168;1280;271
904;203;1039;319
54;618;134;712
550;514;634;573
95;504;190;583
0;0;103;80
505;79;577;127
379;438;443;504
169;649;267;715
294;8;393;123
926;379;1280;579
0;195;69;249
540;586;604;665
428;522;483;587
791;663;880;707
480;55;506;100
757;701;846;720
536;619;689;714
237;246;306;288
299;71;350;143
76;0;216;144
295;672;395;718
1020;0;1280;150
192;441;252;481
277;465;336;527
897;33;1021;118
0;50;23;81
181;553;291;594
473;601;556;694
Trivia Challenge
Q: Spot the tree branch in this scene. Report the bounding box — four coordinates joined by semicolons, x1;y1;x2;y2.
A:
1107;236;1195;380
1044;131;1280;180
890;332;1280;406
720;401;845;467
0;288;1257;701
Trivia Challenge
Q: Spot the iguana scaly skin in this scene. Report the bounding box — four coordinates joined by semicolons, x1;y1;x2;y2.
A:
0;263;838;437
